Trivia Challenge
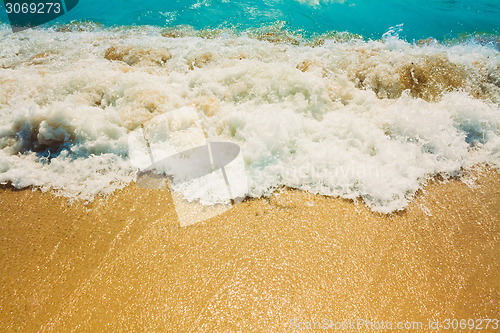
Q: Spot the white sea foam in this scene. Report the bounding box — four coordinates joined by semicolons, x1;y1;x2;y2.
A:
0;25;498;211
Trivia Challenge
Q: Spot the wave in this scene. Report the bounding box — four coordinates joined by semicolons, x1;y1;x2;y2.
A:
3;0;499;40
0;25;499;212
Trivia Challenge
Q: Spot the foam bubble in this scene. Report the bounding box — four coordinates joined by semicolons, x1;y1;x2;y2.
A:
0;26;498;211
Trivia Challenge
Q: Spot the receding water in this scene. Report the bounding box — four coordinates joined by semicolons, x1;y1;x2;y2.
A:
0;0;499;212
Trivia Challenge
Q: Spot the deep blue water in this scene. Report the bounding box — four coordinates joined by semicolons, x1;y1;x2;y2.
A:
1;0;499;40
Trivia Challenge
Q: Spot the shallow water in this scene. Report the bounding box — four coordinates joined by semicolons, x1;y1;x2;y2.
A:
2;0;499;40
0;169;499;331
0;2;499;213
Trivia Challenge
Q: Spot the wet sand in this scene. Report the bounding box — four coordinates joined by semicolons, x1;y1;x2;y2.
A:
0;168;499;332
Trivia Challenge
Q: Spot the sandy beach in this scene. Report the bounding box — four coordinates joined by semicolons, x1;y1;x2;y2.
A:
0;167;498;332
1;0;500;331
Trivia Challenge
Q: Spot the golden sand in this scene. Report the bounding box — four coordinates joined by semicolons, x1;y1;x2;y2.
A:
0;168;499;332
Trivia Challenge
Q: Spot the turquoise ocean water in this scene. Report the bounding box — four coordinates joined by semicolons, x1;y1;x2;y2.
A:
0;0;499;212
1;0;499;40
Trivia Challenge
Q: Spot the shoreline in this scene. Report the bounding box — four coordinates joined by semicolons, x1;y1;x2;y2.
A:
0;167;499;331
